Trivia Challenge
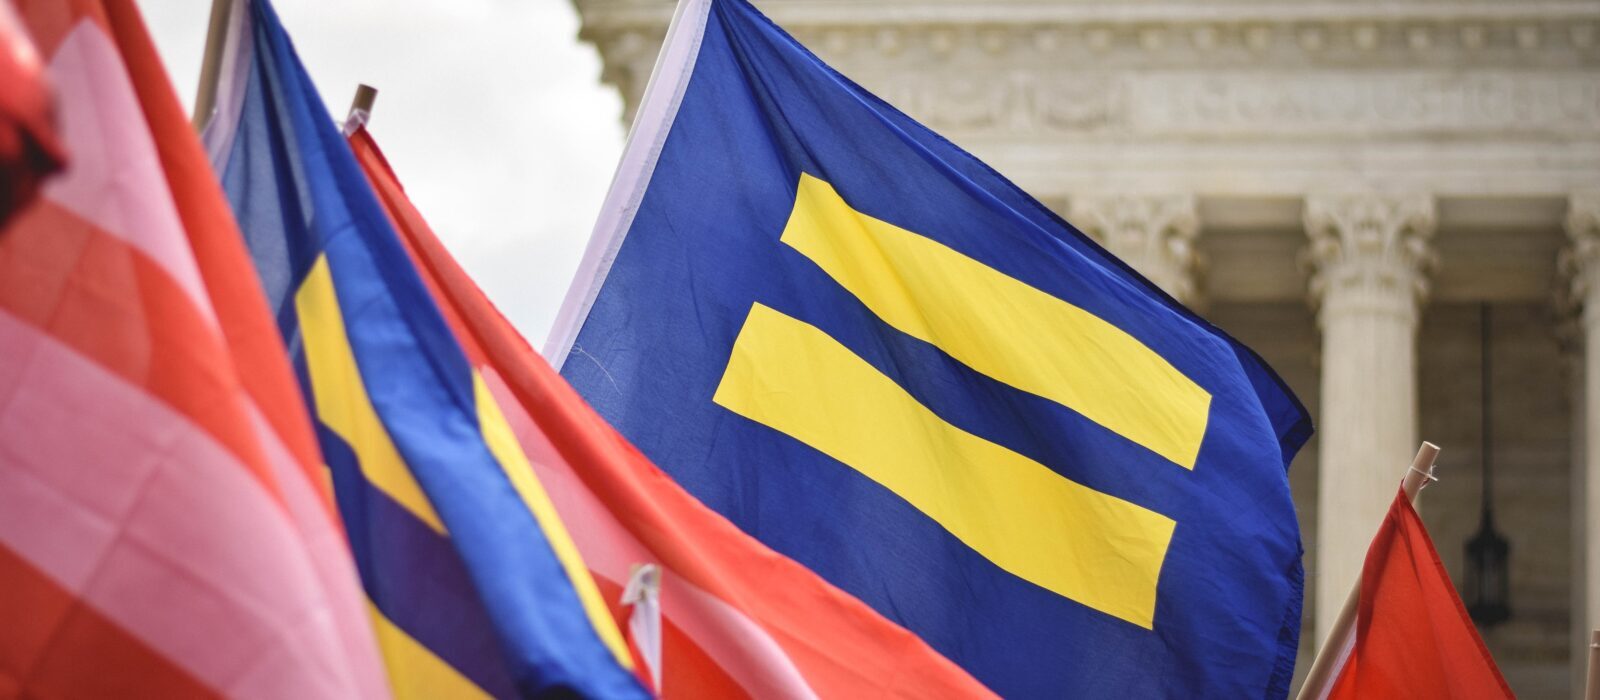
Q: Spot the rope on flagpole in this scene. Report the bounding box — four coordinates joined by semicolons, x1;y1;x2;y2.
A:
192;0;233;130
343;84;378;136
1295;441;1441;700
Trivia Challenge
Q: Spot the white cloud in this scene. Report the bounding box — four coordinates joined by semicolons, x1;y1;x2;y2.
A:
140;0;626;347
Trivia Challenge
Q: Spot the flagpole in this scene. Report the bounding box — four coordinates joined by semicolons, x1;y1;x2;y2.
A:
1295;441;1441;700
191;0;233;129
342;84;378;135
1586;629;1598;700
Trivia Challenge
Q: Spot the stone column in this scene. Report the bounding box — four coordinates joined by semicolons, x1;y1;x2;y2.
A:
595;29;667;125
1304;193;1436;644
1562;191;1600;693
1069;194;1202;306
1555;273;1587;700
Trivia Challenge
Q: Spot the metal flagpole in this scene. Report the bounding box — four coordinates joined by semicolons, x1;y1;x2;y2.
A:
1295;442;1441;700
191;0;234;129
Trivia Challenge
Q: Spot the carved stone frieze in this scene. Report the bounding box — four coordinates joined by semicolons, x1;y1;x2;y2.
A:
1304;194;1437;325
851;70;1600;139
576;1;1600;134
576;2;1600;70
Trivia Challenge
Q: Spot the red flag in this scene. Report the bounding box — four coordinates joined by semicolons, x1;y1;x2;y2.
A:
0;1;387;697
0;0;64;226
349;127;994;699
1323;488;1514;699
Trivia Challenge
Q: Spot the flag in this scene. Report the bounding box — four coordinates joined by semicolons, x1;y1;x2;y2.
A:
349;125;995;699
199;1;649;697
0;0;64;226
550;0;1314;696
0;0;387;697
1304;488;1514;699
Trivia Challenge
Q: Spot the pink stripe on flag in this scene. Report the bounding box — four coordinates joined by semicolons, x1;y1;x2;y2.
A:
245;404;391;700
39;22;218;329
0;311;374;699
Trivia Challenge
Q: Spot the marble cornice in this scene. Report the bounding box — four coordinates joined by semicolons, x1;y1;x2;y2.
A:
575;0;1600;69
574;1;1600;28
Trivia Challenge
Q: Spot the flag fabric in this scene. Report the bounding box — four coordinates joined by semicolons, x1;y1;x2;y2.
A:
0;0;387;697
199;1;648;697
549;0;1314;696
1304;488;1514;700
349;125;996;699
0;0;65;226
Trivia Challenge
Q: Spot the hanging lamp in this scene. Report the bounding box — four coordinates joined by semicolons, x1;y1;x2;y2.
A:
1464;303;1511;627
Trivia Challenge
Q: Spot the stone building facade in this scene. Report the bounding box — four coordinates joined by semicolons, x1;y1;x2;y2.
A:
571;0;1600;695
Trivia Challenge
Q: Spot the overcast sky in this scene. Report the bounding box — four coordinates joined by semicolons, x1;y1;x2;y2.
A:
141;0;627;348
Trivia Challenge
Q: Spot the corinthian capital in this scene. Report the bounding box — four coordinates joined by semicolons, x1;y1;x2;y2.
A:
1303;193;1437;324
1068;193;1201;305
1559;191;1600;323
1563;191;1600;284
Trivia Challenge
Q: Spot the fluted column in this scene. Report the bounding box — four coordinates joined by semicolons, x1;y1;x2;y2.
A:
1304;193;1436;644
1557;294;1590;700
1069;194;1202;306
1562;191;1600;691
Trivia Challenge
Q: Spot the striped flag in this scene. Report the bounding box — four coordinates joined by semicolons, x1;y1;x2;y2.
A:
0;0;388;697
349;125;994;699
200;1;649;696
0;0;64;225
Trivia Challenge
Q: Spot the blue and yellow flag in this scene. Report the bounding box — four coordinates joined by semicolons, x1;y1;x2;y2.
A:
551;0;1312;696
201;1;648;697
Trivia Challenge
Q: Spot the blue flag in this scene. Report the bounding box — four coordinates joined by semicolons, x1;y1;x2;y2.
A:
551;0;1312;696
201;1;649;697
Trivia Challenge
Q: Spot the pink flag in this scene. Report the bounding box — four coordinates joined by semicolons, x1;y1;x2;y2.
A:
0;1;388;696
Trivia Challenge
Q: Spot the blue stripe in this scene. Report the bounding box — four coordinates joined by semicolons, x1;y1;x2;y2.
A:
213;1;650;696
318;424;519;700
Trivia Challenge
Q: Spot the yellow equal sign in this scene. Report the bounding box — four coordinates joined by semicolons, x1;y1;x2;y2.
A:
715;304;1176;628
781;173;1211;470
712;174;1213;628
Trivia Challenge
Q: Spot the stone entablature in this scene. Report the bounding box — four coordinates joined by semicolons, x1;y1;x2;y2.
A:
577;1;1600;124
576;0;1600;204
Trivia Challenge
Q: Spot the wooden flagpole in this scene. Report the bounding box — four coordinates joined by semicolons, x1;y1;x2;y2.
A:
191;0;233;130
1586;629;1598;700
348;84;378;120
342;84;378;135
1295;441;1441;700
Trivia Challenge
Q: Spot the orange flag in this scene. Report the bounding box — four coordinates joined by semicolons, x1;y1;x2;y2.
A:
349;126;993;699
0;1;387;697
1318;488;1514;699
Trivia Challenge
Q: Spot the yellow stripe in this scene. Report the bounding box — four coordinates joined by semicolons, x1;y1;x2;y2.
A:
780;173;1212;469
714;304;1175;628
296;255;446;532
473;373;635;670
367;603;493;700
